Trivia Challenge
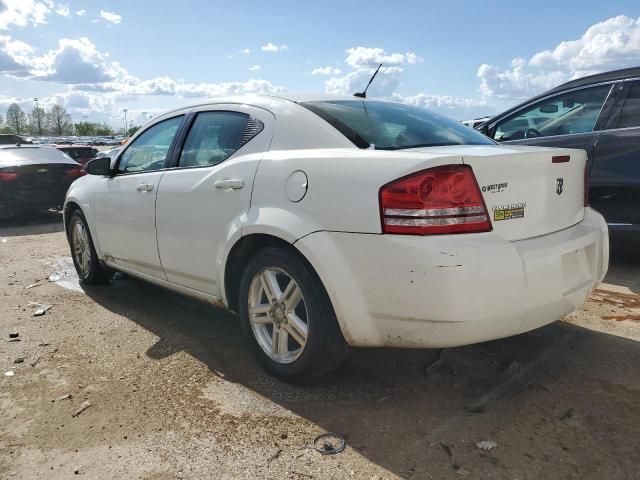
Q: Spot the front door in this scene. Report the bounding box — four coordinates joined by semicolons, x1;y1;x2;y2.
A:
155;105;274;295
591;80;640;228
92;114;185;278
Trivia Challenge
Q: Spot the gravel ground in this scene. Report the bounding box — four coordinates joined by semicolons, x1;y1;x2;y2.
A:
1;211;639;479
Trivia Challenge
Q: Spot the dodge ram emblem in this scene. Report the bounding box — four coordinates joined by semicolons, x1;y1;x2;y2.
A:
556;178;564;195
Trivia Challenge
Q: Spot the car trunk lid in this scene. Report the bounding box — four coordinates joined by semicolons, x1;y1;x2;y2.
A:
408;145;586;241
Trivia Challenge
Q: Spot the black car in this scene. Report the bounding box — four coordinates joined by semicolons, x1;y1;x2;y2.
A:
477;67;640;237
0;145;84;217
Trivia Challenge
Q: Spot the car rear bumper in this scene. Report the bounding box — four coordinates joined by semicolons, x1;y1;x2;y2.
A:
294;208;609;348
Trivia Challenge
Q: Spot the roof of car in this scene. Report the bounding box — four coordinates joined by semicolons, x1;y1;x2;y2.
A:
53;144;93;148
546;67;640;95
153;93;379;119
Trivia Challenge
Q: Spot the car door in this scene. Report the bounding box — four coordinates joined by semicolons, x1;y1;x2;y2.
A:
92;114;186;278
155;104;275;295
591;80;640;229
488;83;616;163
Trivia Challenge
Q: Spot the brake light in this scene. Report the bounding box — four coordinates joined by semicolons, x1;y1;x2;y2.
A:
65;166;85;178
380;165;492;235
0;172;19;182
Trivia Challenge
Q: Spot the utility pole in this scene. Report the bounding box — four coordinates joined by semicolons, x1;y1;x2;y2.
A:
33;97;43;136
123;109;128;136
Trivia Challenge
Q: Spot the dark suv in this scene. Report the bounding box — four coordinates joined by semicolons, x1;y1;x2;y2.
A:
477;67;640;237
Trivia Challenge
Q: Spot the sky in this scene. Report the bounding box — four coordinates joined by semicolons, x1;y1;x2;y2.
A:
1;0;640;129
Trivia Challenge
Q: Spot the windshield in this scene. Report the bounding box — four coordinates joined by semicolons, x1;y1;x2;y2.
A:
301;100;495;150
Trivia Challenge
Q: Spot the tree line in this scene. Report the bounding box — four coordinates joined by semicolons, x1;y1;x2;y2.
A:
0;102;136;137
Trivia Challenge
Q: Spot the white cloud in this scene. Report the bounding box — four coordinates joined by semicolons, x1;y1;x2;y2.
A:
311;66;341;75
75;9;86;17
478;15;640;100
54;3;70;17
248;64;261;71
261;42;288;52
344;47;423;68
240;48;250;55
99;10;122;25
0;0;54;29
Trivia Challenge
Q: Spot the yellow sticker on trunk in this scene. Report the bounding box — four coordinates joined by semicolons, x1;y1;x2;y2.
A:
493;204;525;221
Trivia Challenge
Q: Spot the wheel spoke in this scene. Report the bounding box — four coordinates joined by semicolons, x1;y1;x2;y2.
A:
272;327;289;358
285;313;308;346
250;303;272;324
260;269;282;303
282;280;302;311
82;249;90;273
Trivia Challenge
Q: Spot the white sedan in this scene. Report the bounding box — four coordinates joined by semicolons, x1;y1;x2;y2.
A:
64;95;609;381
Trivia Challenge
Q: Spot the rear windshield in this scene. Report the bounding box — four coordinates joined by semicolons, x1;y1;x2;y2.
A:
60;147;97;159
301;100;495;150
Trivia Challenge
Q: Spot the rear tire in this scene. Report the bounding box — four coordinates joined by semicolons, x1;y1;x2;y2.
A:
67;210;113;285
238;247;348;382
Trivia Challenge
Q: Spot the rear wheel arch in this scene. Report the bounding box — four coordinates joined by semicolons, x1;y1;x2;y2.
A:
64;201;83;237
224;233;320;314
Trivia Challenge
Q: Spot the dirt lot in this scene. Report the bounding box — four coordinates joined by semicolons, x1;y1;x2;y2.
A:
1;212;639;479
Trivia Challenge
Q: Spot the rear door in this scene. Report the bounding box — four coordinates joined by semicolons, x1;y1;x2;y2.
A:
155;104;274;295
591;80;640;228
489;83;616;163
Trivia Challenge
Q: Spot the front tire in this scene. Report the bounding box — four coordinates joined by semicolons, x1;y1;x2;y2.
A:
238;247;348;382
67;210;113;285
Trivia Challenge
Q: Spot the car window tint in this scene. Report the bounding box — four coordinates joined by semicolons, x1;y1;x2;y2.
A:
493;84;611;141
178;112;250;168
618;82;640;129
302;101;494;149
118;116;183;173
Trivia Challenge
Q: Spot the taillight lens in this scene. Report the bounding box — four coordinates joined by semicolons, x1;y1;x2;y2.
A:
380;165;492;235
0;171;19;182
65;166;86;178
584;161;589;207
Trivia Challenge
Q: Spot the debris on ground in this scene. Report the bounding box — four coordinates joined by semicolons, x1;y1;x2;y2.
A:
476;440;498;451
313;432;346;455
559;408;574;421
9;332;19;338
31;303;53;316
71;401;92;418
453;464;471;476
5;371;15;377
48;273;61;282
26;282;42;289
440;442;453;458
57;393;72;401
13;357;24;364
30;355;42;367
503;360;523;377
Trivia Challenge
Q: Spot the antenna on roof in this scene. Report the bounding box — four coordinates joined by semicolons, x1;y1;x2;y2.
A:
354;63;382;99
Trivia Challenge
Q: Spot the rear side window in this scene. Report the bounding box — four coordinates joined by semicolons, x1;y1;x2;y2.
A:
301;100;494;150
178;111;259;168
618;82;640;129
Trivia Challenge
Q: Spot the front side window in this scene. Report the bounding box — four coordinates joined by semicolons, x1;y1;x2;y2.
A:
618;81;640;129
493;84;611;141
178;111;251;168
301;100;494;150
118;116;183;173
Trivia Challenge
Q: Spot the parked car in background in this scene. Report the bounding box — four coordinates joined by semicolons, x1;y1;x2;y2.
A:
64;94;608;381
0;145;84;217
0;134;32;145
53;145;99;165
477;67;640;237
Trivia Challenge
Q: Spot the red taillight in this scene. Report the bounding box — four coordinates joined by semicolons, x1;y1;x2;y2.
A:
0;171;19;182
584;161;589;207
65;166;85;178
380;165;492;235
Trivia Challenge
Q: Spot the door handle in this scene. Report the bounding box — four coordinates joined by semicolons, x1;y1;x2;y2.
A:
136;183;154;192
214;179;244;190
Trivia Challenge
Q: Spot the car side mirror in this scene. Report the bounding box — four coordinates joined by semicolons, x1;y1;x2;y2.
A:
85;156;111;176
